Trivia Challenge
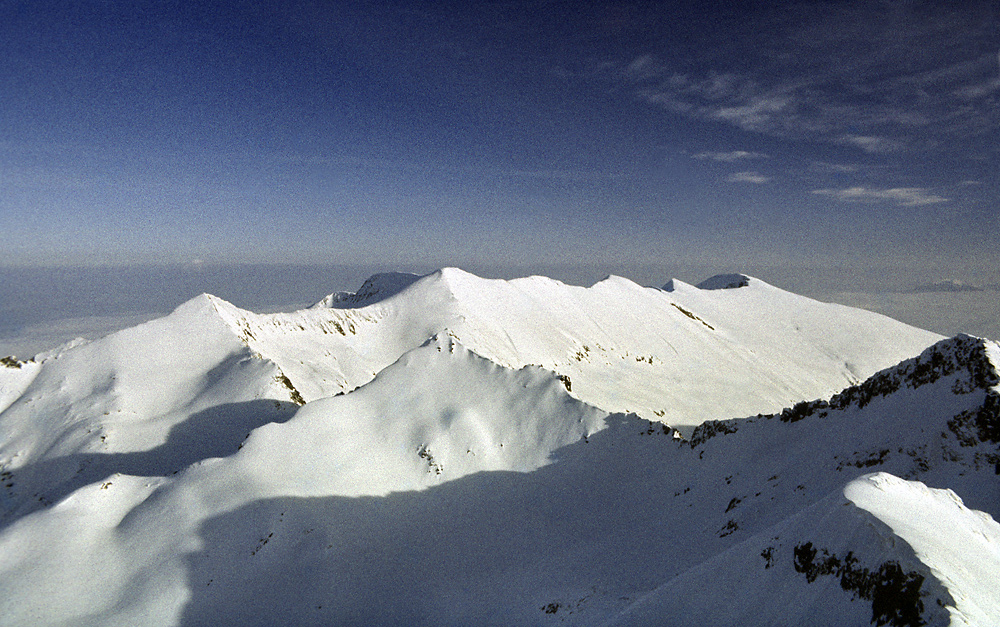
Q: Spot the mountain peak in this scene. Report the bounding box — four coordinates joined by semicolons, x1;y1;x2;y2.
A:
592;274;644;290
661;278;697;292
314;268;485;310
696;273;752;290
426;266;484;293
166;292;242;327
913;279;983;293
313;272;421;308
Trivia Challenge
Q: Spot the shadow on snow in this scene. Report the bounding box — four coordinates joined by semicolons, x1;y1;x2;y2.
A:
0;399;299;527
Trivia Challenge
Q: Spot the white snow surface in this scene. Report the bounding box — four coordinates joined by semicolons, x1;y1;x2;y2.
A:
0;267;995;626
845;473;1000;626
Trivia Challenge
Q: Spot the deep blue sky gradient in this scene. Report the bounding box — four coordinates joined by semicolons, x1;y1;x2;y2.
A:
2;1;997;274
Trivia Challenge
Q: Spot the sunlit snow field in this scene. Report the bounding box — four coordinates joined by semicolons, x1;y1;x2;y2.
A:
1;263;997;625
1;263;997;358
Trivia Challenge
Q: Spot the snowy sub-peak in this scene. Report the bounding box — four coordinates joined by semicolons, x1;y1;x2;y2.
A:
0;292;300;523
311;271;422;308
310;267;480;309
232;332;607;499
694;272;751;290
844;473;1000;626
663;272;752;292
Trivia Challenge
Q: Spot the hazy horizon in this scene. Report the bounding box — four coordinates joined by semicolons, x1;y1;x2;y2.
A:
2;261;998;359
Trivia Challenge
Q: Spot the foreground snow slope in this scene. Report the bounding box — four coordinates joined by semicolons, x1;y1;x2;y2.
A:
607;472;1000;627
0;336;606;626
0;304;996;627
605;334;1000;626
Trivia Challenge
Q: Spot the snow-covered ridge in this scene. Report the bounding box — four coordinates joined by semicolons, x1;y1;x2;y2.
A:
690;333;1000;448
785;332;1000;421
830;333;1000;402
178;267;943;432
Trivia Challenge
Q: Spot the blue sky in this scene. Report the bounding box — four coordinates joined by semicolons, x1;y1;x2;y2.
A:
2;1;997;275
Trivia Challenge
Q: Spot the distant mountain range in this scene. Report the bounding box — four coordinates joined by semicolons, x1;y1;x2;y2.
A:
0;269;996;626
911;279;985;293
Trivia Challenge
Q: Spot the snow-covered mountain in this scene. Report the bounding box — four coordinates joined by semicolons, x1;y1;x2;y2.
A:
0;268;996;626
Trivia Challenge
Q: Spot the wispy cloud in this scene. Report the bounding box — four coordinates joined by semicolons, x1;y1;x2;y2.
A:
692;150;766;162
728;171;770;184
637;72;812;137
812;187;948;206
619;4;998;152
837;135;905;154
810;161;859;174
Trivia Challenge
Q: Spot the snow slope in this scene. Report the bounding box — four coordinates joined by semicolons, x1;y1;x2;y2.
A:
0;268;992;626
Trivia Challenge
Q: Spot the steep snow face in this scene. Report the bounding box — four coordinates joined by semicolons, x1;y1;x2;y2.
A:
233;334;607;499
0;295;299;523
214;268;941;431
845;473;1000;626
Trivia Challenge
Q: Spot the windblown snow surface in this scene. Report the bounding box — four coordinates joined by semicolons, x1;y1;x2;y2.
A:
0;268;997;626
